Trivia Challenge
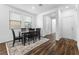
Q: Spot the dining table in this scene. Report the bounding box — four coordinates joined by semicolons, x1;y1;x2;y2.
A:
20;30;37;46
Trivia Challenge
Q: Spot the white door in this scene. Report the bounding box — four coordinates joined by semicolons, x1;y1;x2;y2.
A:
61;16;74;39
52;19;56;34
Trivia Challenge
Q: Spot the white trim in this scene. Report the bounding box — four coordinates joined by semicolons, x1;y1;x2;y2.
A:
5;43;10;55
75;39;79;50
76;40;79;50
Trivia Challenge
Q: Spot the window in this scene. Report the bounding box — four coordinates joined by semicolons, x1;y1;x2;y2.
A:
9;12;21;29
24;16;32;28
9;11;32;29
9;20;21;29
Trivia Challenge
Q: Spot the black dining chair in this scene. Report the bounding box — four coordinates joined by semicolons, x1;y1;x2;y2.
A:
36;28;41;40
22;31;31;45
28;28;35;43
21;28;26;32
29;28;34;31
11;29;23;47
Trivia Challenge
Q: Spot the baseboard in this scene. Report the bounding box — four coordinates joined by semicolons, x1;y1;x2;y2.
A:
0;39;13;44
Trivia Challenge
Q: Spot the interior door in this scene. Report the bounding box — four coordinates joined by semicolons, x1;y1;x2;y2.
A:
61;16;74;39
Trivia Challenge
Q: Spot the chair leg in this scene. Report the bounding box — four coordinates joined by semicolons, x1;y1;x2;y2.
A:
19;39;20;42
39;36;40;40
39;34;40;40
13;40;15;47
28;38;30;45
33;37;35;43
24;37;26;46
22;39;23;44
34;37;36;42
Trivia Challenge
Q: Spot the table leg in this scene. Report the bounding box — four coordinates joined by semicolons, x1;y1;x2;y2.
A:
24;37;25;46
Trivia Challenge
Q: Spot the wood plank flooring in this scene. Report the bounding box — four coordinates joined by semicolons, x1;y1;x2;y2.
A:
0;43;7;55
25;34;56;55
25;38;79;55
25;39;56;55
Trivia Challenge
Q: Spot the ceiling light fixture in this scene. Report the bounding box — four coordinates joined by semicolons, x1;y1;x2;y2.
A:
65;6;69;8
32;6;36;10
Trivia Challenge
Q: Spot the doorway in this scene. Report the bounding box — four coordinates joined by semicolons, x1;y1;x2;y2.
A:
51;18;56;34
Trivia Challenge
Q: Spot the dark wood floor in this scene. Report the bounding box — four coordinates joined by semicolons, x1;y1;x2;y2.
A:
25;39;56;55
0;43;7;55
25;38;79;55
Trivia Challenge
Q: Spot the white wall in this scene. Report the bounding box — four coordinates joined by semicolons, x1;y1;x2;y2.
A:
75;5;79;40
56;8;62;40
75;5;79;49
52;19;56;33
56;7;78;41
0;5;9;43
0;4;37;43
60;9;76;39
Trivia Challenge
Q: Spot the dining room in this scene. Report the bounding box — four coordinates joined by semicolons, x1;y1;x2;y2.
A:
0;4;79;55
1;1;79;59
0;4;52;55
6;4;49;55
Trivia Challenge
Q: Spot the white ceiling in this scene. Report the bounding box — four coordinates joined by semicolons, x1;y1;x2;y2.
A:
8;4;75;15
